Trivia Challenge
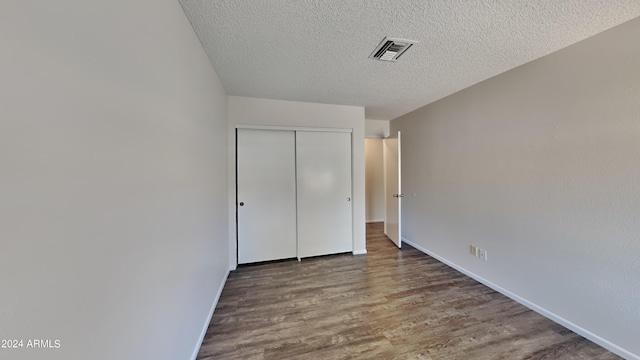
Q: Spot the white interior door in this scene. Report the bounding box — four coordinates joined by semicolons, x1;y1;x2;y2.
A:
237;129;297;264
384;131;402;248
296;131;353;258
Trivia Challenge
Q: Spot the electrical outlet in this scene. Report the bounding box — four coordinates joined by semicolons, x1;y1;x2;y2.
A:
479;249;488;261
470;245;478;256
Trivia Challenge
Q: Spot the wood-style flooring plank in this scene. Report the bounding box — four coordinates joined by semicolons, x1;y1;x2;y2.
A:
197;222;620;359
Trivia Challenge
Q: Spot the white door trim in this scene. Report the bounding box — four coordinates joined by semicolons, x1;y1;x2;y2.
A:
236;124;353;133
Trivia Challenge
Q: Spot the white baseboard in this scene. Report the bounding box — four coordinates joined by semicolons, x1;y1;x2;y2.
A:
366;219;384;223
402;237;639;360
352;249;367;255
191;269;230;360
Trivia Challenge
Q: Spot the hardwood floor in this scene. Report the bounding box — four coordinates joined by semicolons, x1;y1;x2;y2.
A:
197;222;620;360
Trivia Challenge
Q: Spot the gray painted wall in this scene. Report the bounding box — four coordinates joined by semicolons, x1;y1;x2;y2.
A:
227;96;366;263
0;1;229;359
365;139;385;222
364;120;389;223
391;17;640;358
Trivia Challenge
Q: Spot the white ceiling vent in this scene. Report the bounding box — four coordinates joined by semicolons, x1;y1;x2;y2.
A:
369;37;418;62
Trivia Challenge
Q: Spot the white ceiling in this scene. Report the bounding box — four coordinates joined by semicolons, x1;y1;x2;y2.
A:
179;1;640;121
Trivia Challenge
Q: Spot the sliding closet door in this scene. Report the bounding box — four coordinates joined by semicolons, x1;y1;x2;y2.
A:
237;129;297;264
296;131;353;258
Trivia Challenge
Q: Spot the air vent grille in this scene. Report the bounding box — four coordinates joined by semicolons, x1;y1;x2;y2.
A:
369;37;418;62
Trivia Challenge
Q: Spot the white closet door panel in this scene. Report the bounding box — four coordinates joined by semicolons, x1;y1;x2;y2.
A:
296;131;353;258
237;129;297;264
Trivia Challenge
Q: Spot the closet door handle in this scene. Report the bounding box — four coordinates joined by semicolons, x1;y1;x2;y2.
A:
346;197;351;202
239;202;245;206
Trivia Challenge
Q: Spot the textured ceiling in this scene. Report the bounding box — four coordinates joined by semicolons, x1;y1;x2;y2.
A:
179;0;640;120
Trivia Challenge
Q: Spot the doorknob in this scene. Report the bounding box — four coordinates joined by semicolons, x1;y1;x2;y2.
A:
347;197;351;202
239;202;245;206
393;194;405;198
